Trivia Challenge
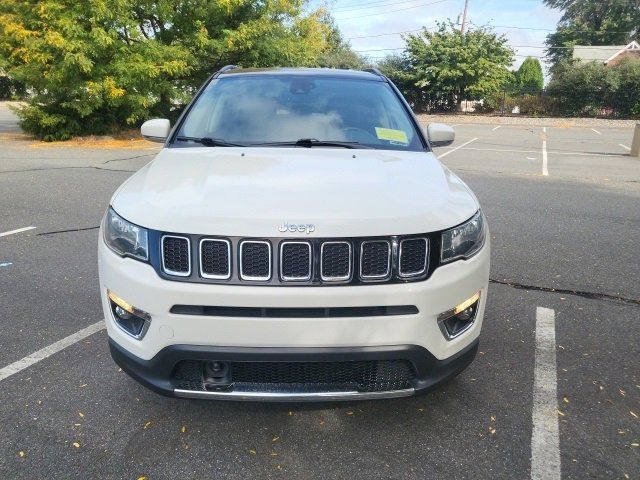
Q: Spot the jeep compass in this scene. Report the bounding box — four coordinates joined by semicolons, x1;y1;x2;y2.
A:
98;66;490;401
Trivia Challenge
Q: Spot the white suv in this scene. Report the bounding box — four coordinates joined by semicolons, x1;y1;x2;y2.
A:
98;67;489;401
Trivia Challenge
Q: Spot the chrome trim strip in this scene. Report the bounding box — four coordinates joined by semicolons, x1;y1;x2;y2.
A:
199;238;231;280
279;241;312;281
161;235;191;277
107;291;152;340
398;237;429;278
359;240;391;281
320;241;352;282
174;387;415;402
239;240;272;281
437;292;481;340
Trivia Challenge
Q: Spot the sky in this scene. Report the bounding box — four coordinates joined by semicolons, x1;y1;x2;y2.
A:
311;0;564;73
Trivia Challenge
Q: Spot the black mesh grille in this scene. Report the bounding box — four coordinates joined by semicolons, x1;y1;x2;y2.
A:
173;359;415;393
280;242;311;280
321;242;351;280
399;238;428;276
361;241;390;278
240;241;271;280
201;240;230;278
162;236;190;274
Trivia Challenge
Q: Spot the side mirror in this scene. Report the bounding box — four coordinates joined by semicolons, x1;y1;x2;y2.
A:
426;123;455;147
141;118;170;143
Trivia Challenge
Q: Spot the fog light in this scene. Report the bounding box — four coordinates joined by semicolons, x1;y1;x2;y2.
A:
438;292;481;339
107;290;151;339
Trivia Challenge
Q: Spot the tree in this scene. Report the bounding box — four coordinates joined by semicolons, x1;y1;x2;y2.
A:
547;56;640;117
515;57;544;94
0;0;336;140
403;22;514;110
376;54;427;110
314;16;367;70
546;59;619;115
544;0;640;67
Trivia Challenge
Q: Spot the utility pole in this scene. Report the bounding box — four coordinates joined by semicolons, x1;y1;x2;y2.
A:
460;0;469;34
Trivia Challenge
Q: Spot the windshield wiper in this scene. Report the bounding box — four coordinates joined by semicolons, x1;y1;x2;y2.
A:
175;136;245;147
256;138;370;149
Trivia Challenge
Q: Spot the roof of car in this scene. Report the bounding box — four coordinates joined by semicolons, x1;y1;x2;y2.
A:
218;67;385;81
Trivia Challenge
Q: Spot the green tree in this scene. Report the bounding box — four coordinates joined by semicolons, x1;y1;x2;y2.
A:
612;57;640;116
546;59;619;115
544;0;640;67
403;22;514;110
314;14;367;70
0;0;336;140
376;54;427;110
515;57;544;94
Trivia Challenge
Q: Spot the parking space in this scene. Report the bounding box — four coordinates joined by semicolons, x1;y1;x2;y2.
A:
1;107;639;479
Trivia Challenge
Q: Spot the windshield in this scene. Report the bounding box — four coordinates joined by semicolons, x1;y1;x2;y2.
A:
174;74;425;151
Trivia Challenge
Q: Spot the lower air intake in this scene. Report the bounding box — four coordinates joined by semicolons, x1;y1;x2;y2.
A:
173;359;415;393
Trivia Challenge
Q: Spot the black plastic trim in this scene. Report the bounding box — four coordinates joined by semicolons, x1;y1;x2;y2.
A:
170;304;419;318
108;338;479;399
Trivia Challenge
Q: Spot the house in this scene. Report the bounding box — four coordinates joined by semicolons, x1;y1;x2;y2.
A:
572;41;640;66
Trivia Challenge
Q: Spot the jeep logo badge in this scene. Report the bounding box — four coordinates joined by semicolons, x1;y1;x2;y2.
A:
278;222;315;234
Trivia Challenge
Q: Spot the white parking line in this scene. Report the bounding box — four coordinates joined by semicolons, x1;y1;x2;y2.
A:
531;307;561;480
492;125;501;131
542;128;549;176
0;226;36;237
591;128;601;135
450;147;625;157
619;144;631;151
437;137;478;159
0;321;105;383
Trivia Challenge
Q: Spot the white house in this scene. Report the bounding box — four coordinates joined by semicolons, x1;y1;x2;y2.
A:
572;41;640;66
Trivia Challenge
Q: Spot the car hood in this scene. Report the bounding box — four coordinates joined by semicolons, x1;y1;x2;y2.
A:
111;147;478;237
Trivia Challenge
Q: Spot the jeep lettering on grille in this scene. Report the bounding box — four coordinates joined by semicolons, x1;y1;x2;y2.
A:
278;222;315;234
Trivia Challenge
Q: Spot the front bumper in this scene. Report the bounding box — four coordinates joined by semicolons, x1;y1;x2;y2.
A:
109;337;479;401
99;233;489;400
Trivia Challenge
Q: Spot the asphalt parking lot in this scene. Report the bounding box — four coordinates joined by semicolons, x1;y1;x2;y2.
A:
1;103;638;479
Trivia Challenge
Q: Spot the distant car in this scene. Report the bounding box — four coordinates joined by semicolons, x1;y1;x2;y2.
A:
98;67;490;401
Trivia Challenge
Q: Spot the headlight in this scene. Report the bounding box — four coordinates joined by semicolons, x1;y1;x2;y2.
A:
103;207;149;261
441;211;486;263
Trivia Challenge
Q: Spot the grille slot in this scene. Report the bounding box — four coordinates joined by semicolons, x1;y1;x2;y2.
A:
360;240;391;280
161;235;191;276
321;241;352;281
399;238;428;277
280;242;312;281
239;241;271;281
171;304;419;317
173;359;415;393
200;239;231;279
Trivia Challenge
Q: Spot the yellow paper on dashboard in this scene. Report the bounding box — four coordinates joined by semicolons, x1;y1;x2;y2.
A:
375;127;409;143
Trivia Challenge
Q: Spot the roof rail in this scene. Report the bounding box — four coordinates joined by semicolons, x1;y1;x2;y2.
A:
219;65;239;74
363;67;384;77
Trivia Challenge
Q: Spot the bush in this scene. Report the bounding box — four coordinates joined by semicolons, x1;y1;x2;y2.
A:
517;94;555;116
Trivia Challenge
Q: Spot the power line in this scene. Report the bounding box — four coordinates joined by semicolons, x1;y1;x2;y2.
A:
347;22;638;39
331;0;431;13
470;21;638;35
348;28;423;40
334;0;452;20
353;44;623;52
